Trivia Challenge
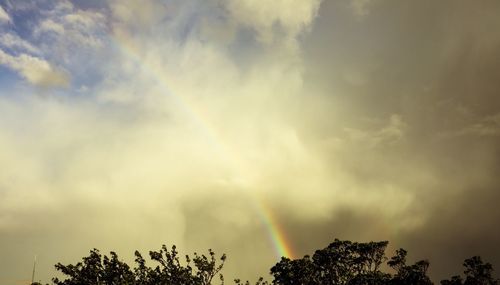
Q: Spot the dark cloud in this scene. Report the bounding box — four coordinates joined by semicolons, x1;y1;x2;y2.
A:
297;0;500;281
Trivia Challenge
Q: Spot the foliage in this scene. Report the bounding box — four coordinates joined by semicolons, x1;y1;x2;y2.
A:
440;256;500;285
41;239;499;285
51;245;225;285
268;239;431;285
387;248;432;285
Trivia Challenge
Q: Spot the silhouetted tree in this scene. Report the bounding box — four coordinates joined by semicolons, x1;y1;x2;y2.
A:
270;256;317;285
53;245;225;285
53;249;135;285
269;239;391;285
440;256;499;285
47;238;500;285
234;277;270;285
440;276;463;285
463;256;498;285
388;248;433;285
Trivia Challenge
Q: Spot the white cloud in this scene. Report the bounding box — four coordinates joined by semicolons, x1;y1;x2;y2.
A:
35;7;105;48
64;11;102;29
3;0;36;12
222;0;322;44
0;49;69;87
38;19;65;35
54;0;74;13
0;33;40;54
0;5;11;23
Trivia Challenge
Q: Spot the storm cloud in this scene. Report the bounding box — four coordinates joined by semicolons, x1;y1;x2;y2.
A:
1;0;500;283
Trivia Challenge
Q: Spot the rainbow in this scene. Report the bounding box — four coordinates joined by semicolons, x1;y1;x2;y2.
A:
255;199;295;259
111;29;296;260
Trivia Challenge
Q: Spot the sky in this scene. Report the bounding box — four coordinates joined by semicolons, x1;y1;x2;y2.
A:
1;0;500;283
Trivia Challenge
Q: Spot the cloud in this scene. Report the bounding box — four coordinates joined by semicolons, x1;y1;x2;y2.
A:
35;6;106;49
64;11;101;29
2;0;500;284
222;0;322;44
301;0;500;280
0;5;10;23
2;0;37;12
38;19;66;35
0;1;326;281
0;49;69;87
110;0;167;29
0;32;40;54
350;0;374;18
452;114;500;137
341;114;407;150
54;0;74;12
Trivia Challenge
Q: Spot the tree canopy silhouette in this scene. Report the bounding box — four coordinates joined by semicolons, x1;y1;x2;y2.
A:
52;245;225;285
39;238;499;285
440;256;499;285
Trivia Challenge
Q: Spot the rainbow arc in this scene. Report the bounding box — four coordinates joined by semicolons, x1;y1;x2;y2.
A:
112;30;295;260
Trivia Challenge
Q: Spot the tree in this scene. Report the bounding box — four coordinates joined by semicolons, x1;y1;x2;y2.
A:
463;256;498;285
269;239;391;285
270;256;317;285
53;249;135;285
388;248;433;285
234;277;270;285
47;239;500;285
440;276;463;285
53;245;226;285
440;256;500;285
